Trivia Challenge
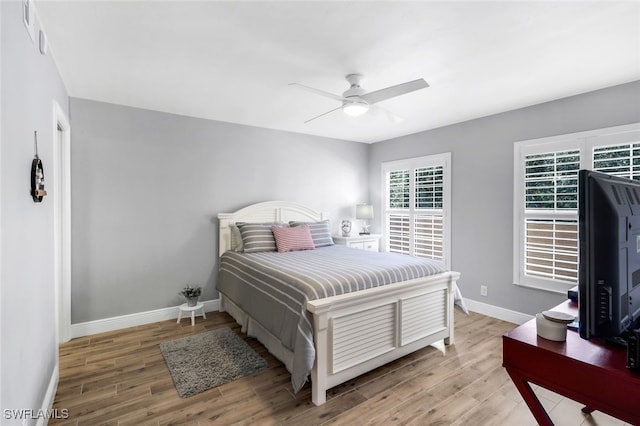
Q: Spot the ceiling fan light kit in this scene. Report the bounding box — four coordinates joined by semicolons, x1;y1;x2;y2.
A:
342;100;369;116
290;73;429;123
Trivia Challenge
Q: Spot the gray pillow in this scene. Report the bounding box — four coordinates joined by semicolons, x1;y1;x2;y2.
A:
230;224;244;252
289;220;334;247
236;222;282;253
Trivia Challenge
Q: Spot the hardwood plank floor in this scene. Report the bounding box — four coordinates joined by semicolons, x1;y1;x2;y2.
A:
50;310;629;425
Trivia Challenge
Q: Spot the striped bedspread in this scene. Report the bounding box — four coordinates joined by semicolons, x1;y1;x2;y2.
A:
217;245;448;393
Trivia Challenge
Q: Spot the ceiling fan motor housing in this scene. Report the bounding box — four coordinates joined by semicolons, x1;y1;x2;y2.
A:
343;73;366;98
342;74;369;115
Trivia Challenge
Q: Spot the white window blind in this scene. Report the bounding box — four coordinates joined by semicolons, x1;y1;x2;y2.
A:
523;150;579;285
383;154;451;268
514;123;640;293
524;219;579;283
524;150;580;210
593;143;640;180
387;214;410;254
414;166;444;260
414;214;444;259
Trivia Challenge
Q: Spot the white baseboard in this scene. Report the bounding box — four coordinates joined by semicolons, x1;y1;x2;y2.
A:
464;298;533;325
36;364;59;426
70;297;528;338
71;299;220;338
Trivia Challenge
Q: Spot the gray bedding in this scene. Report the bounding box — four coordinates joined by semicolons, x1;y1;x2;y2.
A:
217;245;449;392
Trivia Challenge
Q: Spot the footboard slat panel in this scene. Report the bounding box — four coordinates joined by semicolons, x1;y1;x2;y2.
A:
401;289;447;345
331;303;396;374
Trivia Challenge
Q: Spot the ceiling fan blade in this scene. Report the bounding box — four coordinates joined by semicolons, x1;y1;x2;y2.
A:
304;105;343;124
361;78;429;105
289;83;344;102
370;104;404;124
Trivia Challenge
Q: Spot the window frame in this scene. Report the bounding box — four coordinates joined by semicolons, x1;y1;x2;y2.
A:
513;123;640;294
381;152;452;269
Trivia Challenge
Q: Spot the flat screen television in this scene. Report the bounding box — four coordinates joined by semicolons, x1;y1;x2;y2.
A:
579;170;640;342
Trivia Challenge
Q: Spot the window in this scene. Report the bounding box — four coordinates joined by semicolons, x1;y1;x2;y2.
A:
514;123;640;293
382;153;451;269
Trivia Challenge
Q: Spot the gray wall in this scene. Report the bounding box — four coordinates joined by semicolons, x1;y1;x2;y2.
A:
69;98;369;323
1;1;69;423
70;82;640;324
368;80;640;315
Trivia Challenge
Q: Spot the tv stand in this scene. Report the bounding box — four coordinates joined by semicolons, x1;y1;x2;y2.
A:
503;301;640;425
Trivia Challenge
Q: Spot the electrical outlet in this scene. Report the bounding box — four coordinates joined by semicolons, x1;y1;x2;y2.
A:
480;285;488;297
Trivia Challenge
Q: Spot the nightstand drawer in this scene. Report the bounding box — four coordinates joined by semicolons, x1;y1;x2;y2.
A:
333;235;381;252
362;240;379;252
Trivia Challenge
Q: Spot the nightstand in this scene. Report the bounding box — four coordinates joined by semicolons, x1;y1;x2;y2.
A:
333;234;381;252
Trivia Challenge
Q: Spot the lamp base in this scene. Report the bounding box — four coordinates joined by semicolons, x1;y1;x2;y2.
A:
359;232;370;235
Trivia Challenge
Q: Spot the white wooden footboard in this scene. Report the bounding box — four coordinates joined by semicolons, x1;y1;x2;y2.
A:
306;271;460;406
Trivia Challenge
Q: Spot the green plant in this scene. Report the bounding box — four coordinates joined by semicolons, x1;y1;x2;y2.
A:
180;285;201;298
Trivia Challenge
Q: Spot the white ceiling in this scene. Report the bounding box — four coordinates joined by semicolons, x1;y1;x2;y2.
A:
35;1;640;143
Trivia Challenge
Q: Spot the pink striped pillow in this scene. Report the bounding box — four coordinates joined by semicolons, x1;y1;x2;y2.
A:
271;225;315;253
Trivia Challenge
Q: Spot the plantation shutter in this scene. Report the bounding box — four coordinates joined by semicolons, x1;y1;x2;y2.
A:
383;154;450;267
523;150;579;284
414;166;444;260
593;143;640;180
386;170;411;254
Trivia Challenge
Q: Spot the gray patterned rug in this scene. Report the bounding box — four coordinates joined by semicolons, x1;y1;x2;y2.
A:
160;327;268;398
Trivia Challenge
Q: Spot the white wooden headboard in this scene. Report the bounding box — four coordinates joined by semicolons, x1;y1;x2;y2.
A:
217;201;326;256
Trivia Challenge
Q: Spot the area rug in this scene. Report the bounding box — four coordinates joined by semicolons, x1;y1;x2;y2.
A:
159;327;268;398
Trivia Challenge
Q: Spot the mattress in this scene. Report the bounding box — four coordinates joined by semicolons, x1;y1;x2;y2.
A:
217;244;449;392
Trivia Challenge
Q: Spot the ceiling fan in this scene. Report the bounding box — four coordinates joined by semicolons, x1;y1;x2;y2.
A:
289;74;429;123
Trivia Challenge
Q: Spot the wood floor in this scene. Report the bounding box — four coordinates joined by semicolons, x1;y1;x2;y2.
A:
51;310;628;426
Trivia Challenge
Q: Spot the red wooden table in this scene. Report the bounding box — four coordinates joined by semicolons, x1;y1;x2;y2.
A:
502;301;640;425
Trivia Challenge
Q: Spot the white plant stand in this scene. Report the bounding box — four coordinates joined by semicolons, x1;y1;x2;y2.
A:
177;302;206;326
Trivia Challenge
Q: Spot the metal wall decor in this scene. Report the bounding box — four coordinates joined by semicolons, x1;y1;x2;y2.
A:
31;131;47;202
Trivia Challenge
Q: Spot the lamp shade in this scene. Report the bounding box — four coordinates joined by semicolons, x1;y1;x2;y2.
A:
355;204;374;220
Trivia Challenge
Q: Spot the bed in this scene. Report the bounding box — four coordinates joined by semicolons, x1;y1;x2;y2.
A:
217;201;462;405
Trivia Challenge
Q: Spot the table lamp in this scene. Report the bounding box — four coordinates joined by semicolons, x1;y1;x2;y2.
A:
355;204;373;235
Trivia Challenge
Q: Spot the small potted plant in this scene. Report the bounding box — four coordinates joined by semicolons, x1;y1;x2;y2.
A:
180;285;202;307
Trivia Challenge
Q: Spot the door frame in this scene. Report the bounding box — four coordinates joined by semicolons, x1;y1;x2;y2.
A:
53;100;71;344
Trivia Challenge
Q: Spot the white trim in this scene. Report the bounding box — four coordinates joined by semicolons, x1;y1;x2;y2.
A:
35;365;59;426
53;100;71;344
514;123;640;148
71;299;220;338
464;298;533;325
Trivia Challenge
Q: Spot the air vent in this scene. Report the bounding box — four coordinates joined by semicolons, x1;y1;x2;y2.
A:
611;186;622;205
